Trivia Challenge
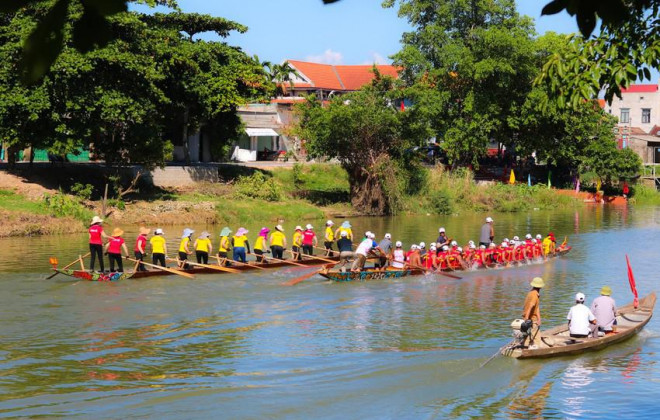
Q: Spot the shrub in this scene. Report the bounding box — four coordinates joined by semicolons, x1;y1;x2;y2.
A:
42;190;92;222
292;163;305;190
234;172;283;202
70;183;94;201
429;190;453;214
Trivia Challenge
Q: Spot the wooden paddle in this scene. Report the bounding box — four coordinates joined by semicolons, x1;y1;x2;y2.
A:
214;255;266;270
290;249;337;264
47;252;91;279
247;252;309;268
284;263;335;286
124;256;195;279
167;258;241;274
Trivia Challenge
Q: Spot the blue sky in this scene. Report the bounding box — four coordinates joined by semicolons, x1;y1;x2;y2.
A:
132;0;581;65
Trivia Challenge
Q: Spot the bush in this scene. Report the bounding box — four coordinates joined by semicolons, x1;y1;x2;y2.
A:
42;190;92;222
234;172;283;202
429;189;453;214
292;163;305;190
70;183;94;201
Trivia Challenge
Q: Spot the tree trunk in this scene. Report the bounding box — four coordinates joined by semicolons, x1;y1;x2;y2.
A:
182;107;191;165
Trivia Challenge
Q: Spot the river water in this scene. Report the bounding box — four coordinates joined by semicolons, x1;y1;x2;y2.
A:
1;205;659;418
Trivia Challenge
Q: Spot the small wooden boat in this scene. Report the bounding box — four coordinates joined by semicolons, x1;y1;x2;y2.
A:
318;247;572;282
502;292;656;359
51;254;340;281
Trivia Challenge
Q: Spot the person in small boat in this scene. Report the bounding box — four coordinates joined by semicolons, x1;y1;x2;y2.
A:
336;230;354;272
134;226;150;271
302;224;317;256
522;277;545;348
269;225;287;260
390;241;406;270
479;216;494;247
424;245;439;269
254;227;270;263
88;216;109;272
351;231;382;272
292;226;303;261
194;231;212;264
418;242;427;258
105;228;129;272
567;292;598;338
218;227;232;265
334;220;353;241
150;228;167;267
178;228;194;268
377;233;393;269
436;228;449;248
408;244;422;268
324;220;335;257
590;286;618;334
232;228;250;263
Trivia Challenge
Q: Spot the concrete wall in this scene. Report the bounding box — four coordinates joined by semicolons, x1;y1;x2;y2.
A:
149;166;218;187
606;89;660;133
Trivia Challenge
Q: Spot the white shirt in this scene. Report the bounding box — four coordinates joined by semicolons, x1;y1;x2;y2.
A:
392;249;405;268
355;239;376;257
567;303;596;336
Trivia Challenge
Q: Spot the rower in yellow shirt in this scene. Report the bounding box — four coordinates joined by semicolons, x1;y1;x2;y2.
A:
149;228;167;267
542;232;556;257
292;226;303;261
334;220;353;241
324;220;335;257
193;231;212;264
269;225;287;259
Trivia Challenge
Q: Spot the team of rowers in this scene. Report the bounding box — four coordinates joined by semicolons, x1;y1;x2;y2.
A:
85;215;563;274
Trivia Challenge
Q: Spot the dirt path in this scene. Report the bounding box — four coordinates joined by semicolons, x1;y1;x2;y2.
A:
0;170;54;200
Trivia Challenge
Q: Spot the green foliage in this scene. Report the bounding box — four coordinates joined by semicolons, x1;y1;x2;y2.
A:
292;163;305;190
70;183;93;201
42;189;92;221
630;184;660;205
581;140;642;185
0;189;48;214
429;190;453;215
233;172;283;202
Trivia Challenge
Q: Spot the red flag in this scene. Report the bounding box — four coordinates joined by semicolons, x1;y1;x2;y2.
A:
400;100;405;112
625;254;639;308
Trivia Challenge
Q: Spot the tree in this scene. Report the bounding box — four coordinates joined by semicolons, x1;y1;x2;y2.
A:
293;72;418;215
384;0;538;167
263;60;301;97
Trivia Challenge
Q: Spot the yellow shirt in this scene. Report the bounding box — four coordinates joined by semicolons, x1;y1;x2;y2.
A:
254;236;267;251
292;231;302;246
195;238;211;252
339;227;353;240
542;237;554;255
325;226;334;241
179;237;190;253
233;235;248;248
270;231;285;247
219;236;230;252
150;235;166;254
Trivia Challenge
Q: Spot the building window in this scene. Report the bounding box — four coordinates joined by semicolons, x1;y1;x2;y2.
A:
642;108;651;124
620;108;630;124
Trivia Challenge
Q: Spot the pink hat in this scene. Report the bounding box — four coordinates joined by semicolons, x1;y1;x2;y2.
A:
236;227;248;236
259;227;270;237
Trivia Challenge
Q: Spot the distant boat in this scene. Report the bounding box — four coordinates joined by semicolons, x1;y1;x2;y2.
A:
502;292;656;359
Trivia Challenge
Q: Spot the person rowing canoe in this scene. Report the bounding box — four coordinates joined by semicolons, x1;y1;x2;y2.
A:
324;220;335;257
88;216;109;272
269;225;287;260
218;227;232;266
150;228;167;267
254;227;270;263
232;228;250;263
178;228;194;268
194;231;212;264
105;227;129;272
133;226;149;272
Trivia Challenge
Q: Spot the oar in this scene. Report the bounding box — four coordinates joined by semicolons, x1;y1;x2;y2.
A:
124;256;195;279
166;258;241;274
289;249;337;264
312;245;339;257
284;263;335;286
47;252;91;279
214;255;266;270
247;252;309;267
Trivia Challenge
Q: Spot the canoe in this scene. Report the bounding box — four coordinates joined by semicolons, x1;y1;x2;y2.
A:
51;254;340;281
318;247;572;283
502;292;656;359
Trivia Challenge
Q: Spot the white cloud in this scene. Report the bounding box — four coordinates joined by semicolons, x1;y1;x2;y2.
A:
361;52;390;65
305;49;344;65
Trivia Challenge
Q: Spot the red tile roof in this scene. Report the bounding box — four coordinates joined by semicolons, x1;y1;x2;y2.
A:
287;60;398;91
621;84;659;93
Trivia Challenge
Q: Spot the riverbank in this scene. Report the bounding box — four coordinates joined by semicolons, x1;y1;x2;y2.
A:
0;164;613;237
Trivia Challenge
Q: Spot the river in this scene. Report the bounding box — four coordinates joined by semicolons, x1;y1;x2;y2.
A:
1;205;659;418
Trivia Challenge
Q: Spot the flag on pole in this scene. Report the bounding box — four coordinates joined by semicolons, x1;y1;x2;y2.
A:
625;254;639;309
527;173;531;186
509;170;515;185
596;178;601;192
575;178;580;193
547;170;552;188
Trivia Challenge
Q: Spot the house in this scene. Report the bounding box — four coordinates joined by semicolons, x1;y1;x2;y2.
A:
605;83;660;164
232;61;399;162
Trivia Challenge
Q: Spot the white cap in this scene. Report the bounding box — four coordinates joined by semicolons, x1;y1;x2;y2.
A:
469;244;476;249
411;244;418;250
419;242;426;248
525;234;532;239
306;224;313;229
451;240;457;246
430;246;437;251
501;241;508;247
385;233;391;239
430;242;436;248
442;245;449;251
340;230;348;237
480;245;486;249
439;227;445;233
486;217;493;223
365;231;372;237
532;239;537;244
509;240;515;245
367;232;376;239
395;241;402;247
295;225;303;231
155;228;164;235
489;243;496;248
457;247;463;252
468;240;475;245
536;234;542;240
575;292;585;303
326;220;334;226
504;238;510;243
513;236;520;241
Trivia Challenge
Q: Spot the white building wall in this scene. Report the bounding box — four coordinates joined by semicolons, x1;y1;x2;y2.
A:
606;88;660;133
